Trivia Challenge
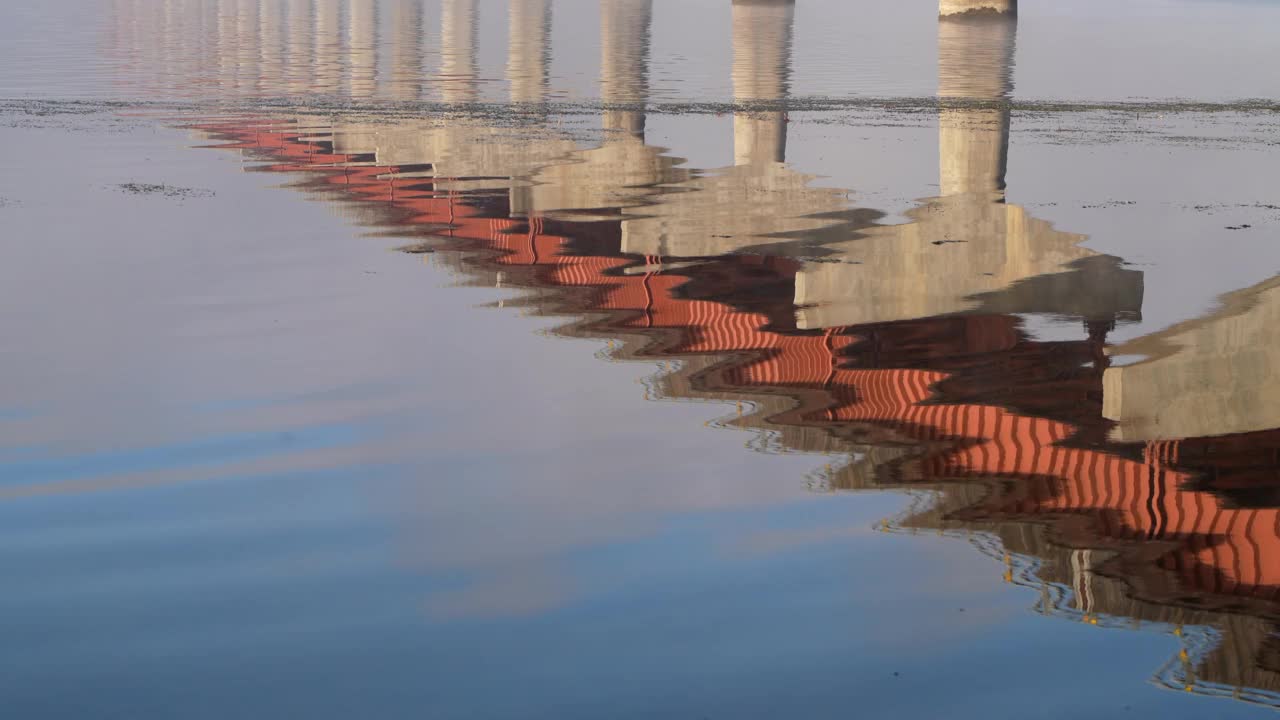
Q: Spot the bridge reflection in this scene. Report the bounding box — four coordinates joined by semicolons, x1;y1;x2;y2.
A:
105;0;1280;709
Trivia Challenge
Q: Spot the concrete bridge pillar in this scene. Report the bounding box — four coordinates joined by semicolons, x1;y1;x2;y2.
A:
937;14;1015;197
731;0;794;166
940;0;1016;16
347;0;378;98
601;0;654;136
286;0;314;93
440;0;480;103
390;0;426;100
313;0;341;93
507;0;553;103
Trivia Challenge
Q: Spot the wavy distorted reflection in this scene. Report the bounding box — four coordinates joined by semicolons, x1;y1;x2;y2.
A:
100;0;1280;710
388;0;426;101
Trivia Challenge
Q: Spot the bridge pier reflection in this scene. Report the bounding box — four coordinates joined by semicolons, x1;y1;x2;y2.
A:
507;0;552;103
617;0;852;257
940;0;1017;16
440;0;480;104
793;13;1141;334
516;0;686;218
938;13;1014;199
732;0;793;166
601;0;653;137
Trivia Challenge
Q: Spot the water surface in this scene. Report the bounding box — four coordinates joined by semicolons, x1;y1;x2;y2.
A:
3;1;1280;718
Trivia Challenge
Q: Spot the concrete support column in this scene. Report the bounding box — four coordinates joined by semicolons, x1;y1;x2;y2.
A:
390;0;426;100
215;0;237;92
259;0;285;95
235;0;258;94
314;0;341;94
940;0;1016;17
731;0;794;166
507;0;552;103
601;0;653;136
441;0;479;103
347;0;378;98
285;0;314;94
937;14;1015;197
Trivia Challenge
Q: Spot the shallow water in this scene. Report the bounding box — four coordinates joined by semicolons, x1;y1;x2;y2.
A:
3;1;1280;718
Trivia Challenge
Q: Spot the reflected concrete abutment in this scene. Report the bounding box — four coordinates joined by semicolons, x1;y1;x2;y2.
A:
1103;276;1280;441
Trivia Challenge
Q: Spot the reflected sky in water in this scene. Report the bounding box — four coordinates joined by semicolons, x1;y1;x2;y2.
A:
3;1;1280;718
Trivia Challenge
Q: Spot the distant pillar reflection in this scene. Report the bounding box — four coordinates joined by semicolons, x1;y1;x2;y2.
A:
314;0;341;95
285;0;314;94
348;0;378;98
216;0;237;92
511;0;674;218
600;0;653;136
235;0;258;94
441;0;480;103
507;0;553;103
940;0;1016;16
938;14;1015;199
615;0;847;257
731;0;794;166
259;0;285;94
390;0;426;101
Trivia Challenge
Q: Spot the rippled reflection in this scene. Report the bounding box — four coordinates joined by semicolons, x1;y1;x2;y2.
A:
731;0;792;165
1105;278;1280;442
50;0;1280;712
440;0;480;103
600;0;651;134
507;0;551;103
797;15;1139;330
389;0;426;101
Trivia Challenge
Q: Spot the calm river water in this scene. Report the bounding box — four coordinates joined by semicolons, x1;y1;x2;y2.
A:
2;1;1280;718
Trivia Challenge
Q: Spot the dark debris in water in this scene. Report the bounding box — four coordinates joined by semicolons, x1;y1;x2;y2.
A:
4;97;1278;152
5;96;1280;123
112;183;215;199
